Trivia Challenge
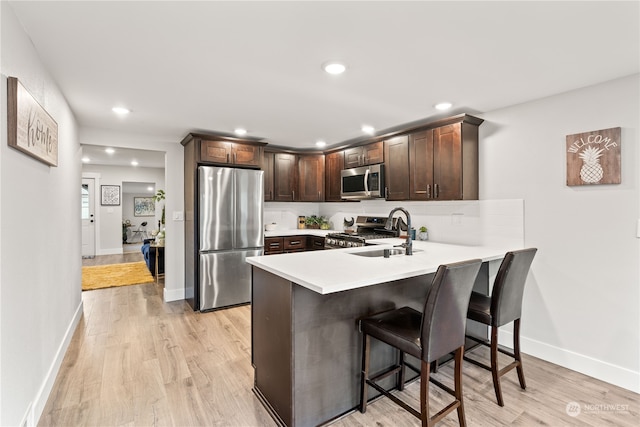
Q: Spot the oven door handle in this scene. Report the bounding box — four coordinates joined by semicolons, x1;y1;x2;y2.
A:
364;168;370;197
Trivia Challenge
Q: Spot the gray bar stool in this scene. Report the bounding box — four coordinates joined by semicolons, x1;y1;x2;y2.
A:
359;258;483;427
464;248;537;406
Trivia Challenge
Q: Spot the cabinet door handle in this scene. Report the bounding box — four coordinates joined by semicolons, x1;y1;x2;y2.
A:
234;152;237;163
434;184;439;198
290;240;301;245
270;190;273;199
385;187;389;199
363;155;367;164
269;243;280;247
226;153;230;163
292;190;295;200
427;184;431;199
318;191;321;199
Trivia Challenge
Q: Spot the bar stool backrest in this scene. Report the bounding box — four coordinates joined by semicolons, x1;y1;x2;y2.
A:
421;259;482;363
491;248;538;327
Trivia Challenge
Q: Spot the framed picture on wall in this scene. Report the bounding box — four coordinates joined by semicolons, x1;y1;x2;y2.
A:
134;197;155;217
100;185;120;206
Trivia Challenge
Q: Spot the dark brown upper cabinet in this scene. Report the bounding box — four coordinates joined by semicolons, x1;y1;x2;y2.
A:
200;139;263;167
324;151;344;202
297;154;325;202
408;116;481;201
344;141;384;168
273;153;297;201
262;151;275;201
267;152;324;202
383;136;410;200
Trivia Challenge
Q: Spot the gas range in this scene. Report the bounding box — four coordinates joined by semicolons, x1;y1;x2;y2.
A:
324;216;398;249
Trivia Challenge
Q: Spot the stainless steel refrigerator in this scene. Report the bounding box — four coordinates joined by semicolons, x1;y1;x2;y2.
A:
198;166;264;311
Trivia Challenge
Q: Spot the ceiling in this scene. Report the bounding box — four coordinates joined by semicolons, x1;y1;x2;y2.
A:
9;1;639;159
81;145;165;168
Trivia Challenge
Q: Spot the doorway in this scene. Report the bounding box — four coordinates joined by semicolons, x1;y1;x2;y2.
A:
122;181;159;253
81;177;96;258
81;145;166;262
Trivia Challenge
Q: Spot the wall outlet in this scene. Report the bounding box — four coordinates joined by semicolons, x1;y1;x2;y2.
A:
451;213;463;225
173;211;184;221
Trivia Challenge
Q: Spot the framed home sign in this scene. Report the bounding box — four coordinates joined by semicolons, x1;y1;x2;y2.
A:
566;127;621;186
7;77;59;166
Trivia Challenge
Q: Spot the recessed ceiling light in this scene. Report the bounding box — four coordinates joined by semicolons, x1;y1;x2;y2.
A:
434;102;453;111
81;157;90;163
323;62;346;75
315;140;326;148
105;148;115;154
361;125;375;135
131;160;139;166
234;128;247;136
112;106;130;115
147;186;154;192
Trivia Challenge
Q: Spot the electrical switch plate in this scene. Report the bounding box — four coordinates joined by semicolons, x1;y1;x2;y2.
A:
451;213;463;225
173;211;184;221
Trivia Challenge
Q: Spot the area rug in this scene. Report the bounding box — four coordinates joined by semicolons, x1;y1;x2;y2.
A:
82;261;154;291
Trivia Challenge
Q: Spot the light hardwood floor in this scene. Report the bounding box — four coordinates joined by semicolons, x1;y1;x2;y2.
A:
40;277;638;426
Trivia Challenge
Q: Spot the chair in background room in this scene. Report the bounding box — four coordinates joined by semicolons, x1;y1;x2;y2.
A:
464;248;538;407
130;221;148;243
359;259;482;427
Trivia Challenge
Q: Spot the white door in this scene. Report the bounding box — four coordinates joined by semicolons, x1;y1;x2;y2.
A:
81;178;96;258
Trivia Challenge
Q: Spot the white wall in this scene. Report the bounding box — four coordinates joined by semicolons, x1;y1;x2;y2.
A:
479;74;639;392
1;3;83;425
82;164;164;253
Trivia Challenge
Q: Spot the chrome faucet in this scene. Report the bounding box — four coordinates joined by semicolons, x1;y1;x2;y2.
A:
384;207;412;255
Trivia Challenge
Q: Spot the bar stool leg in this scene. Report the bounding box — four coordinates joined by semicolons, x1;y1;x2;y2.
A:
514;319;526;390
360;334;371;413
420;360;431;427
398;350;406;391
455;347;467;427
490;325;504;407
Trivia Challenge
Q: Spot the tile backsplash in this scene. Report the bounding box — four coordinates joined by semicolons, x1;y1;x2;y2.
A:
264;199;524;247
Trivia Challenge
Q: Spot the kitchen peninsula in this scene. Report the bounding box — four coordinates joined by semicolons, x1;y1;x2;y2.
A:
246;240;516;426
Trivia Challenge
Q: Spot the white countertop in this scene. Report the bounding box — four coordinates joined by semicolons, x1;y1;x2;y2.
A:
247;239;516;295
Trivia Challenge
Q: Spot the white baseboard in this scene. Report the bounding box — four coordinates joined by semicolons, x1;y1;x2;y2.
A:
163;287;185;302
499;329;639;394
32;300;84;426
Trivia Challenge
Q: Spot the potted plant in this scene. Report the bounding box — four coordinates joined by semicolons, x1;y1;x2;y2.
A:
305;215;322;229
153;189;166;227
418;226;429;241
153;189;166;245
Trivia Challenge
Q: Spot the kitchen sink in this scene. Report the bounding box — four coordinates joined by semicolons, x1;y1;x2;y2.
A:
349;248;422;257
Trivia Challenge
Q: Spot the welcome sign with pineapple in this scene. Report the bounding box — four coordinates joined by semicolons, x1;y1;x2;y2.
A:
566;127;621;186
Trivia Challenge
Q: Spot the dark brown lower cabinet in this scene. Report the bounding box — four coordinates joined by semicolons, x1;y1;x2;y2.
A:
264;237;284;255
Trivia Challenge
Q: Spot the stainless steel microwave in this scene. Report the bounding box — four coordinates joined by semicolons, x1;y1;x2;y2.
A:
340;164;385;200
